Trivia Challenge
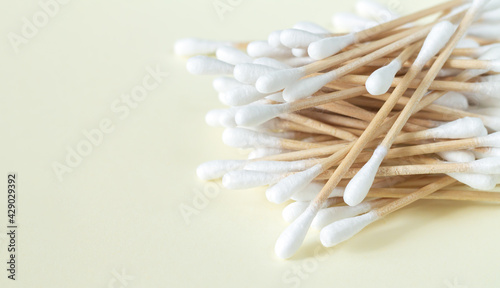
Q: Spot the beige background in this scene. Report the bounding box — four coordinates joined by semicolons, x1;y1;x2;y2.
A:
1;0;499;287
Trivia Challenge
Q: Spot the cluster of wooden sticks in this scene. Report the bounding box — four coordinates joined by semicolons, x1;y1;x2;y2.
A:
176;0;500;259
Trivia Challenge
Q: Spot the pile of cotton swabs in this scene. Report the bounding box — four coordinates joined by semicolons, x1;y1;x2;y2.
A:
175;0;500;259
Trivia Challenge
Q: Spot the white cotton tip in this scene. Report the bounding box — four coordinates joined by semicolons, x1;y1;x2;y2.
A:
332;12;377;32
244;160;311;173
280;29;324;49
219;108;239;128
474;82;500;98
312;201;374;230
215;46;253;65
468;157;500;174
291;183;345;201
212;77;241;93
414;21;457;65
253;57;291;70
448;173;497;190
479;132;500;147
196;160;246;180
247;41;293;58
205;109;226;127
427;117;487;139
233;63;278;85
432;91;469;110
355;0;399;22
235;103;289;127
247;148;288;159
473;147;500;158
344;146;388;206
222;170;283;189
219;85;267;106
174;38;228;56
293;21;330;34
292;48;308;57
255;67;306;94
266;164;324;204
308;34;356;60
265;92;286;103
366;60;402;95
320;211;378;247
186;55;234;75
437;150;476;163
222;128;281;148
283;72;335;102
468;24;500;40
268;30;285;48
456;38;480;49
275;206;317;259
282;201;310;223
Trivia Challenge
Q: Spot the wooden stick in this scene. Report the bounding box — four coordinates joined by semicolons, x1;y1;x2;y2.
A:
375;176;456;217
279;113;359;141
336;74;488;93
367;188;500;202
367;57;497;70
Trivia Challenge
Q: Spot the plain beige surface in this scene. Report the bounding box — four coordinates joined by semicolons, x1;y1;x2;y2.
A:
1;0;499;287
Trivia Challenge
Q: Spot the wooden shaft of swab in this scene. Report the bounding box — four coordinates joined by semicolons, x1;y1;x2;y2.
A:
319;161;490;178
288;86;367;112
375;176;457;217
337;74;487;93
362;162;487;176
354;0;466;42
279;113;359;141
273;119;331;135
299;110;371;130
367;188;500;202
367;57;496;70
278;138;330;150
